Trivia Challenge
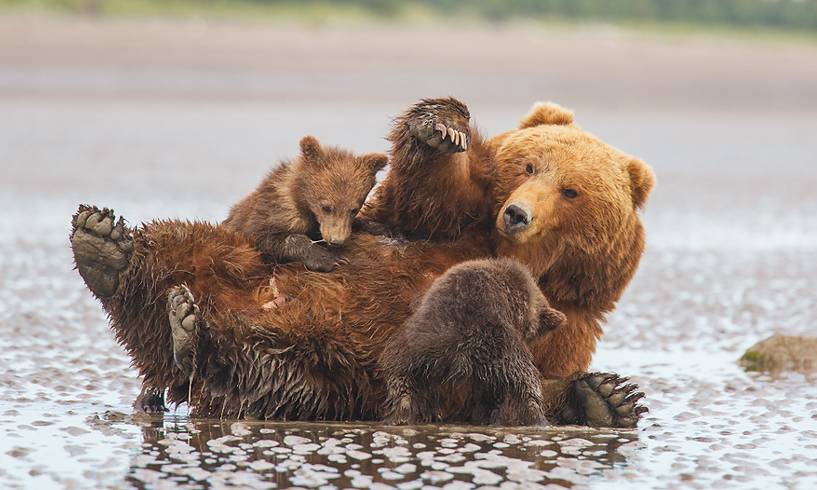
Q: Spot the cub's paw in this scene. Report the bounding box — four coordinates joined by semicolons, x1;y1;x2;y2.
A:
561;372;647;429
405;97;470;153
133;385;167;414
303;244;339;272
352;218;390;237
384;394;414;426
70;205;134;298
167;284;200;377
493;397;548;426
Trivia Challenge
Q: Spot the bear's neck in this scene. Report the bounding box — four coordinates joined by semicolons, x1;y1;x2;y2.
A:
496;215;646;376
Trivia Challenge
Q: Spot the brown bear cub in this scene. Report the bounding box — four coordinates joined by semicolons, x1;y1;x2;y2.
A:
379;257;567;426
223;136;388;272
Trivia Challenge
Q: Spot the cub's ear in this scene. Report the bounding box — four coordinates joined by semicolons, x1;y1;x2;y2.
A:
359;152;389;173
626;158;655;209
519;102;574;129
538;306;567;335
299;136;324;164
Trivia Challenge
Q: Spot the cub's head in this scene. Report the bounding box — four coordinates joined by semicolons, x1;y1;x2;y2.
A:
490;103;655;307
296;136;388;246
489;257;566;341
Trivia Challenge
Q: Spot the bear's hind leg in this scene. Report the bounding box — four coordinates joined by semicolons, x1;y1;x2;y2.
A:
70;205;134;299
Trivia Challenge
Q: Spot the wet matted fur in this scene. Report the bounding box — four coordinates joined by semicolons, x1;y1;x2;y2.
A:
71;97;652;427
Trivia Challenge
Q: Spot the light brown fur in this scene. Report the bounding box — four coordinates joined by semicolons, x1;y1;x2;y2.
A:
224;136;387;271
369;98;654;378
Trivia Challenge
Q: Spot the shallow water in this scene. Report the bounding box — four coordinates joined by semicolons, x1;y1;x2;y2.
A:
2;15;817;489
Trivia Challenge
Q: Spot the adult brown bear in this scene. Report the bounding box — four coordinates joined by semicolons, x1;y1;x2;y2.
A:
70;97;653;427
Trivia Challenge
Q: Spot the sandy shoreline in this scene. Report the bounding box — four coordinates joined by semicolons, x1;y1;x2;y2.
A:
2;13;817;112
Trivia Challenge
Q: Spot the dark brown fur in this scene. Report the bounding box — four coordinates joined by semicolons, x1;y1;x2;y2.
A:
379;258;566;425
70;97;653;426
363;98;495;239
223;136;387;271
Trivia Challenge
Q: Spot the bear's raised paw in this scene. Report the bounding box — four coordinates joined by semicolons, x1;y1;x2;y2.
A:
405;97;470;153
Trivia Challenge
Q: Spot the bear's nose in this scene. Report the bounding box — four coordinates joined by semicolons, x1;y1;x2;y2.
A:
503;204;531;232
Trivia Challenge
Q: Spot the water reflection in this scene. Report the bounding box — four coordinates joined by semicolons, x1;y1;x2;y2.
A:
111;413;639;488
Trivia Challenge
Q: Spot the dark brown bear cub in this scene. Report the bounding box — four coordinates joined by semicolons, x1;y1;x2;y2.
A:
379;257;567;426
223;136;388;272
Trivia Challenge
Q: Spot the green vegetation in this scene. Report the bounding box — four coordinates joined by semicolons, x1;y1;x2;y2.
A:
739;349;766;371
3;0;817;32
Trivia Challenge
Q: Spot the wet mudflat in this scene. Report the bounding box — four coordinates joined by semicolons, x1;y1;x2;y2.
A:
1;14;817;489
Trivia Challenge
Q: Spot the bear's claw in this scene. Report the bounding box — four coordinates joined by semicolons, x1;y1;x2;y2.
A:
417;121;467;153
562;372;648;429
167;284;200;377
133;385;167;413
70;204;134;298
407;98;470;154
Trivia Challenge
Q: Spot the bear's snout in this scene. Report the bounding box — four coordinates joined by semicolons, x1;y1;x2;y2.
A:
320;222;352;247
503;204;531;233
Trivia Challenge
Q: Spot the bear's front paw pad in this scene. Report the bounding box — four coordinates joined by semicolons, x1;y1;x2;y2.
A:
167;284;200;376
70;204;134;298
573;372;647;428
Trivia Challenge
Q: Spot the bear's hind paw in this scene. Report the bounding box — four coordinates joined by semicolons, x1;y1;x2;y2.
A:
70;204;134;299
167;284;201;377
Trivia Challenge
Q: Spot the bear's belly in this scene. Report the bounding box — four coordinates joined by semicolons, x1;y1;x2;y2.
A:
259;233;493;348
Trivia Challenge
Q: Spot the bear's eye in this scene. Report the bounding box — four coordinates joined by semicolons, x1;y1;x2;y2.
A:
350;207;359;216
321;204;333;214
561;188;578;199
525;163;535;175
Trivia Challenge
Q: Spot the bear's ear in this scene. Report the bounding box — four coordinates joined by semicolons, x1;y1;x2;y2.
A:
519;102;574;129
538;306;567;335
299;135;324;165
359;152;389;173
626;158;655;209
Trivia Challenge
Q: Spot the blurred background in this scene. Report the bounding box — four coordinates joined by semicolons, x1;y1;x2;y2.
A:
1;1;816;489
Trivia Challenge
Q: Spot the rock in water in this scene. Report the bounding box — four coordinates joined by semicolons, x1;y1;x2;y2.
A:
740;335;817;372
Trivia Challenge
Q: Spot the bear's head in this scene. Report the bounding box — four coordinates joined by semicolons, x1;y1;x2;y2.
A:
489;103;655;313
296;136;388;246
